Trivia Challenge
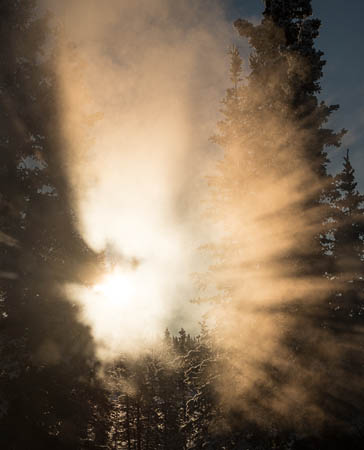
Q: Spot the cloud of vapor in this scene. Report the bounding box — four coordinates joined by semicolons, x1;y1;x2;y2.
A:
42;0;244;359
40;0;363;435
203;144;332;419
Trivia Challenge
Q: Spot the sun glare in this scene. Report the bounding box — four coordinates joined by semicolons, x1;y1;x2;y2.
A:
68;260;176;358
92;268;136;306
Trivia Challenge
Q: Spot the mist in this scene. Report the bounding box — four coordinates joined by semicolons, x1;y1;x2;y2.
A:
43;0;363;431
197;15;363;434
39;0;245;359
2;0;364;447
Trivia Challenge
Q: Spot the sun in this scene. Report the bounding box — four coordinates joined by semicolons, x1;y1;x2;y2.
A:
92;268;136;306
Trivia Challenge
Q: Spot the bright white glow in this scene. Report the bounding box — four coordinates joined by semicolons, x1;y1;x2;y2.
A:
57;0;227;360
92;269;136;306
67;261;173;359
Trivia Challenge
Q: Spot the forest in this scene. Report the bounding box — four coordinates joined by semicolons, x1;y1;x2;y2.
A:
1;0;363;449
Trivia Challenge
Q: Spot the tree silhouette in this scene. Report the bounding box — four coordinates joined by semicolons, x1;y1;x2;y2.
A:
0;2;108;448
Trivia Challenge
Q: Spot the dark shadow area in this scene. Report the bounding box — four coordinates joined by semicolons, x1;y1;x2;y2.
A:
0;1;109;448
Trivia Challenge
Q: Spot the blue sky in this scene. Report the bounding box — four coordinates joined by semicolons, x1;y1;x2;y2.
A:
226;0;364;189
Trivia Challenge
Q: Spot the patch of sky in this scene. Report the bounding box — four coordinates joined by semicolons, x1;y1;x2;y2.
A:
18;154;47;171
37;184;58;196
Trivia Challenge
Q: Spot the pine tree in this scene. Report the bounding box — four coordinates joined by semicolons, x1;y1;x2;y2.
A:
325;151;364;379
183;324;228;450
207;0;345;300
332;150;364;280
0;2;108;448
204;0;364;445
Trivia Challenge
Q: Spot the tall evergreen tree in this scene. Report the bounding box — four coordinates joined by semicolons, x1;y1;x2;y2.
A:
0;2;108;448
183;324;227;450
204;0;363;447
332;150;364;280
323;152;364;428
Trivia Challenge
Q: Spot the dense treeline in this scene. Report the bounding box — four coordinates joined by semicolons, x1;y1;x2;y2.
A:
105;327;216;450
0;0;363;449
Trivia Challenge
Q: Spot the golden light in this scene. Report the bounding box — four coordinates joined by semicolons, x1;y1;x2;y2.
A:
66;248;201;359
92;268;136;306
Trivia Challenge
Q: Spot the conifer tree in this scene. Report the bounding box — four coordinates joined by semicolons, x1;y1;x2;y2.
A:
183;324;227;450
326;151;364;341
205;0;363;446
0;2;107;448
332;150;364;279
